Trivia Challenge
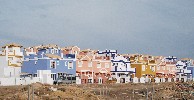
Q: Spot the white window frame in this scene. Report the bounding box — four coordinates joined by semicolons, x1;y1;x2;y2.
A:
88;62;92;67
97;63;101;68
105;63;109;68
167;66;169;70
65;61;67;66
57;61;59;65
152;66;155;72
157;66;160;70
68;62;73;69
78;61;82;67
35;61;37;65
163;66;165;70
51;49;54;54
142;65;145;71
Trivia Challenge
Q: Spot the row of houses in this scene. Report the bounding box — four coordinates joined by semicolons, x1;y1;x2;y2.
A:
0;43;194;86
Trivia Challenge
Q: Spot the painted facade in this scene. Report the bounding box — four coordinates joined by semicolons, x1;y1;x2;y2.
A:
61;46;80;55
130;55;157;83
76;49;111;84
155;56;174;82
176;58;193;82
111;54;136;83
0;43;23;78
22;44;76;81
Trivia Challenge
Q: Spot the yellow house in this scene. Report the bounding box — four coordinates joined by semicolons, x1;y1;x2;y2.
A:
130;54;156;79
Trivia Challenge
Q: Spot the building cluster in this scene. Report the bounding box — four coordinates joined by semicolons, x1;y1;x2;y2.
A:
0;43;194;86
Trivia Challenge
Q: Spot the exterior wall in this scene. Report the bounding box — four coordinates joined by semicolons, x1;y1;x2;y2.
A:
131;64;142;78
22;58;76;79
142;64;156;78
0;56;6;77
0;56;21;78
22;59;48;74
176;60;193;82
111;55;135;83
76;55;111;84
188;66;194;80
22;46;76;81
46;59;76;76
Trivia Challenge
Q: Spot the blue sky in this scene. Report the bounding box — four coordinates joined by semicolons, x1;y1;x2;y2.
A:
0;0;194;58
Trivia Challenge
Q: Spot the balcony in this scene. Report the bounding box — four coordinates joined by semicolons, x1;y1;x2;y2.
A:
184;69;191;73
9;60;22;67
65;54;75;59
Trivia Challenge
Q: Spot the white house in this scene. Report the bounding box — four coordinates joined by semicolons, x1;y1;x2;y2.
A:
176;59;192;82
111;54;135;83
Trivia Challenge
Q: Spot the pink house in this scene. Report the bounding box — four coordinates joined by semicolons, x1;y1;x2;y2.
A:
156;56;176;82
76;50;111;84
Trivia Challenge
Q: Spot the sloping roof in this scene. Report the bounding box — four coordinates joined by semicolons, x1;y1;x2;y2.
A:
2;43;23;48
76;55;85;60
80;49;97;53
181;58;191;61
61;46;77;50
34;44;59;50
45;54;61;59
44;44;58;48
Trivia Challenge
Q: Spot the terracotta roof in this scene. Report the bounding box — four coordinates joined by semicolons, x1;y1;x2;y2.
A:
181;58;191;61
45;54;61;59
61;46;77;50
80;49;97;52
2;43;23;48
44;44;58;48
34;44;59;50
76;55;84;59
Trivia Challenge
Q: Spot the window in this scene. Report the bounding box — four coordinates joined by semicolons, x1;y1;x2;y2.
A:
57;61;59;65
88;79;92;83
65;61;67;66
46;49;49;53
55;49;58;53
25;58;29;61
105;63;109;68
51;49;54;54
50;60;56;69
68;62;73;69
88;62;92;67
157;66;160;70
78;61;82;67
35;61;37;65
163;66;165;70
152;66;155;72
97;63;101;68
142;65;145;71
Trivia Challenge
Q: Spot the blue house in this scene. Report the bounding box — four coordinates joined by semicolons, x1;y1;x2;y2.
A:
22;45;76;81
176;59;193;82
